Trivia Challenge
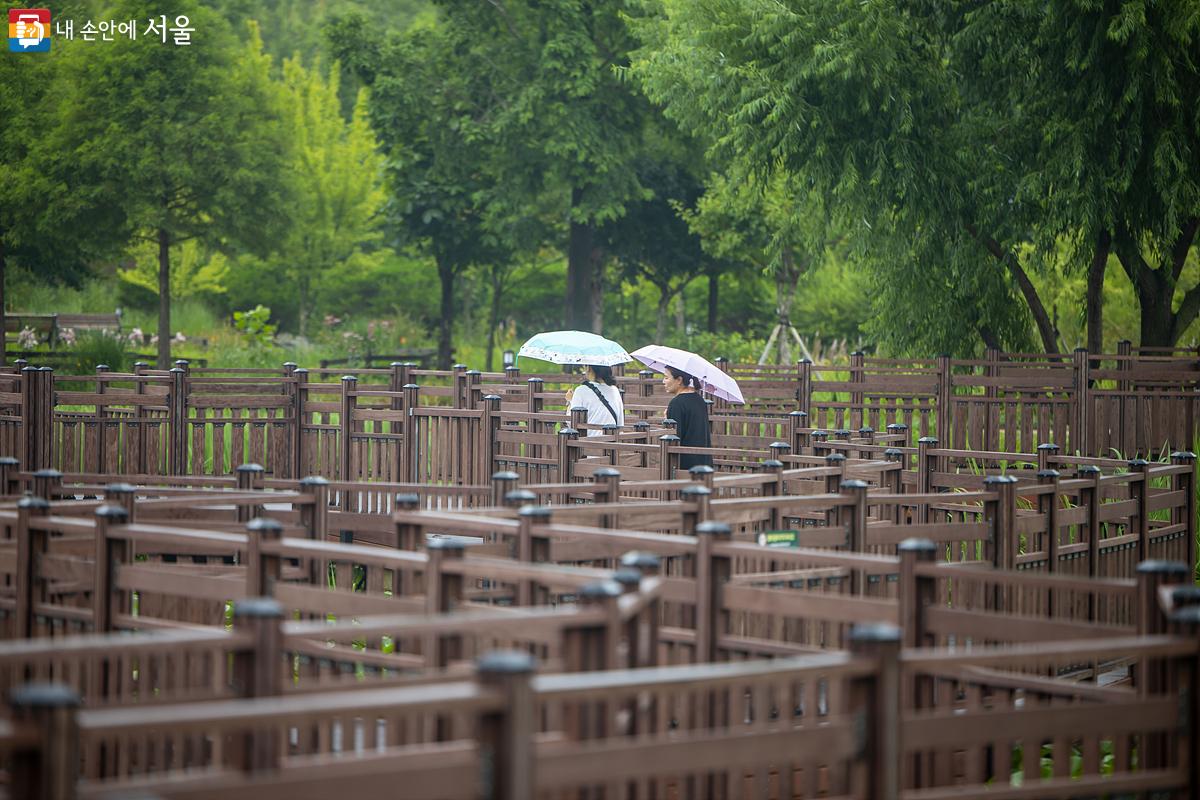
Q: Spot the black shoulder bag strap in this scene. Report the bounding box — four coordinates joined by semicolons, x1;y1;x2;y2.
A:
583;381;621;427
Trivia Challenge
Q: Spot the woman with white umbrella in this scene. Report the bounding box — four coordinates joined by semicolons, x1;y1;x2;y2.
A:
631;344;745;472
518;330;630;437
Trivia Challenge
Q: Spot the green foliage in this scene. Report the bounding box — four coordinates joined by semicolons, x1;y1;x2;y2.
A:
62;330;131;375
629;0;1200;354
233;305;277;347
52;2;291;363
119;240;229;302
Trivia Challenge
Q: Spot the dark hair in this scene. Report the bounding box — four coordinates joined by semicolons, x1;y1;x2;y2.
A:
586;364;617;386
665;365;701;389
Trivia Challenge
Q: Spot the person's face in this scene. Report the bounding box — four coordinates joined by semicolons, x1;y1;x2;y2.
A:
662;371;683;394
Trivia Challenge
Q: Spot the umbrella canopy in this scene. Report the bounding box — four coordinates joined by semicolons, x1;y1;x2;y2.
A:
518;330;633;367
631;344;745;404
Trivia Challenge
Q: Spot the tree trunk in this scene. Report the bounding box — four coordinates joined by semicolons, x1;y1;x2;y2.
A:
590;260;605;333
675;292;686;334
485;267;503;373
436;257;456;370
655;286;670;342
157;227;171;368
1115;220;1200;348
1086;232;1110;356
297;273;310;339
966;225;1060;354
0;236;6;367
707;271;718;332
566;186;597;331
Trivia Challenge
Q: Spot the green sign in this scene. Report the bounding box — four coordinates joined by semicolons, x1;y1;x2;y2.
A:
757;530;798;548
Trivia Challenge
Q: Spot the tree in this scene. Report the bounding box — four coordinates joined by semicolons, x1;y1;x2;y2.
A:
328;15;511;368
631;0;1200;353
605;150;708;341
427;0;654;333
58;1;290;366
265;57;388;337
0;17;126;362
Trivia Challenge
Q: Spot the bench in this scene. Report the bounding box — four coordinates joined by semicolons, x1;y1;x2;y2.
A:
5;312;122;347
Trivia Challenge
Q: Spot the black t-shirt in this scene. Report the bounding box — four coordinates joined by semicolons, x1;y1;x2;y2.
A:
666;391;713;471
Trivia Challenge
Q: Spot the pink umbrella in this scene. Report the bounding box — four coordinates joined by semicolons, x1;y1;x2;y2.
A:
631;345;745;404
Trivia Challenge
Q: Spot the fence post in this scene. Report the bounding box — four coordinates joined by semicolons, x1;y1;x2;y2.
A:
681;484;712;535
842;479;869;593
505;365;521;385
621;551;662;670
579;580;624;671
824;452;846;527
235;462;265;524
299;475;329;542
394;492;424;551
1036;441;1059;473
168;366;187;475
689;464;715;490
796;359;812;419
916;437;939;524
898;538;938;649
9;683;80;800
557;426;579;482
982;347;999;451
491;470;520;507
15;496;50;638
984;476;1018;610
104;482;137;521
0;455;19;495
1075;464;1103;586
338;375;357;482
21;366;51;471
1167;605;1200;798
477;650;536;800
884;449;905;512
402;383;420;482
1037;469;1061;574
849;624;901;800
695;520;732;663
425;538;466;675
232;597;283;772
658;433;680;480
789;410;809;454
1135;560;1190;771
290;367;308;479
504;488;536;512
452;363;468;409
133;361;149;474
32;468;62;502
1129;458;1151;563
92;504;130;633
516;505;552;606
594;467;622;527
849;351;865;431
245;517;283;598
93;364;110;474
482;394;503;482
1073;348;1091;455
934;354;952;448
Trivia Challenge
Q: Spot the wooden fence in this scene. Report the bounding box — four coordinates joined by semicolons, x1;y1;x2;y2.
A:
2;623;1197;799
1;346;1196;481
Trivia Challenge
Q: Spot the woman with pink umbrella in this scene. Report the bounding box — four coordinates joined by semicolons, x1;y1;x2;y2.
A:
631;345;744;472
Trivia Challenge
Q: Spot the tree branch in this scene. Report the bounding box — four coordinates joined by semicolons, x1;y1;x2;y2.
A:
1171;216;1199;283
965;224;1060;353
1113;227;1157;298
